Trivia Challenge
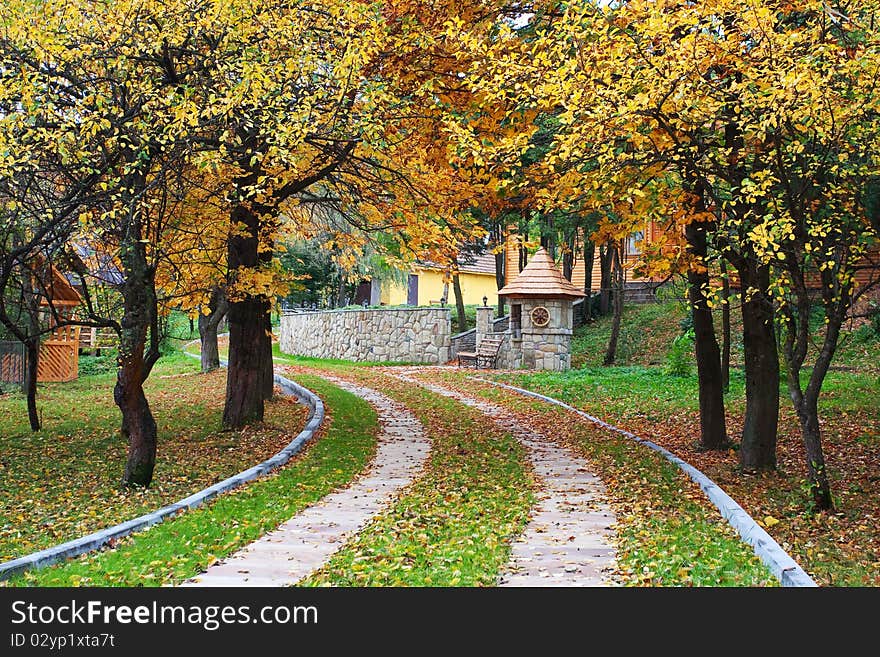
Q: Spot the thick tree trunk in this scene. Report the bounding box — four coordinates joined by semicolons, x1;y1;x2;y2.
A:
685;221;728;450
24;339;40;431
452;273;467;333
738;261;779;472
116;240;159;488
224;201;266;428
720;258;731;392
224;295;268;428
604;245;624;366
583;237;595;323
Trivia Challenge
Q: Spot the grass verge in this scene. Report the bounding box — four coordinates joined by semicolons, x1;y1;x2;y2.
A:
9;375;378;586
298;368;533;587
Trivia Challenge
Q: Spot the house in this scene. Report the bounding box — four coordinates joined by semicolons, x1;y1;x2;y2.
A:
377;252;500;307
503;224;664;304
0;263;83;385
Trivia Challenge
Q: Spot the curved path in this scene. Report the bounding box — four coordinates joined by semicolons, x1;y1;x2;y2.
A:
182;378;429;587
392;371;618;587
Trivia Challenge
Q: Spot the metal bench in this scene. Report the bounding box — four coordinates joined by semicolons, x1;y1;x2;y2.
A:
457;336;503;369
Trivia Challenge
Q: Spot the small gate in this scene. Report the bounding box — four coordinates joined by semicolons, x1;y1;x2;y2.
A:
38;325;80;382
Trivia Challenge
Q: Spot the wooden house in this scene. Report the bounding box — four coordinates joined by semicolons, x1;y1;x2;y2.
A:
37;266;83;382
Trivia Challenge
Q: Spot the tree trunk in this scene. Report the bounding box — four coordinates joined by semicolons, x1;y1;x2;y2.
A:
795;395;833;510
260;309;274;400
116;238;159;488
583;237;595;323
495;246;505;317
224;201;266;429
224;295;268;428
562;230;576;282
116;362;157;488
782;275;840;511
685;220;728;450
604;245;624;365
452;272;467;333
199;315;221;373
198;288;228;373
19;260;42;431
24;338;40;431
720;258;731;392
738;260;779;472
599;244;613;315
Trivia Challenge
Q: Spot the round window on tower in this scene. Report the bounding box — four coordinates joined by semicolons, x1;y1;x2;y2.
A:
530;305;550;327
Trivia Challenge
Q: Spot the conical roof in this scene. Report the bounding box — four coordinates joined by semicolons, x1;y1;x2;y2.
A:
498;248;586;299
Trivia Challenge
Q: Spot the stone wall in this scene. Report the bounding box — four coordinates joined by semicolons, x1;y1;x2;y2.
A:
279;308;451;364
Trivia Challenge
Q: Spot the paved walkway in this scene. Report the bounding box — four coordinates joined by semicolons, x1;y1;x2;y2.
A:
181;378;429;587
393;371;618;586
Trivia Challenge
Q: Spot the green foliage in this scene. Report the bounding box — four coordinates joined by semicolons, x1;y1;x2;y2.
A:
571;301;689;368
664;329;694;378
77;351;118;377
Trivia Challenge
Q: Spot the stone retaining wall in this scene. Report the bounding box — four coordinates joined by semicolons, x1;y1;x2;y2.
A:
280;308;452;364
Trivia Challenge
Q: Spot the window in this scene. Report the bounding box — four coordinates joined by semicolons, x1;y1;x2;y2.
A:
625;230;645;257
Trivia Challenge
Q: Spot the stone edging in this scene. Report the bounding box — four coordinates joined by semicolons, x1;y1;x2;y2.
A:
0;370;325;581
475;378;817;588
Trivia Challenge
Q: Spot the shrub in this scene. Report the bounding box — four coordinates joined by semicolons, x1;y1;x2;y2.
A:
664;329;694;377
78;351;118;377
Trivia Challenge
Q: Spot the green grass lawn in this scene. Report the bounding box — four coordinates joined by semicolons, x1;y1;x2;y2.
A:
0;351;309;564
9;374;379;586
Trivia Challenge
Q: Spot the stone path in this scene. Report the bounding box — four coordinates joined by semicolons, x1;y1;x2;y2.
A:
393;371;617;586
181;378;429;587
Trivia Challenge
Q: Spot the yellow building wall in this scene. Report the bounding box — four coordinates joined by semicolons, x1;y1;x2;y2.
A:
381;268;498;306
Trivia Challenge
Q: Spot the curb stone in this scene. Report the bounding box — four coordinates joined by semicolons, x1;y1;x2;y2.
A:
0;366;324;581
474;377;817;587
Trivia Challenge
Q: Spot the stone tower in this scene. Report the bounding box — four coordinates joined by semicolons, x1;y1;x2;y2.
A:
497;248;585;371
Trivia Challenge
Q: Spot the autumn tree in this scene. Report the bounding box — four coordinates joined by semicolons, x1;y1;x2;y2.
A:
452;1;880;505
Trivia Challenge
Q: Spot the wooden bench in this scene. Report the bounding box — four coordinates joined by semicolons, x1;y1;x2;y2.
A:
457;336;503;369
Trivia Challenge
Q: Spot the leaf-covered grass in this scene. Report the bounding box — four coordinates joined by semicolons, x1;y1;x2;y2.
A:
422;369;775;586
300;368;534;587
471;367;878;585
0;351;308;563
9;375;378;586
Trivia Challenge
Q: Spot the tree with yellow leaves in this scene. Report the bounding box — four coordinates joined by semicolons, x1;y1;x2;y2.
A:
453;1;880;509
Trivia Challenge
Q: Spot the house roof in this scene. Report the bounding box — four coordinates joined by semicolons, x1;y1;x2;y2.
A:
30;254;83;307
416;252;497;276
498;248;585;299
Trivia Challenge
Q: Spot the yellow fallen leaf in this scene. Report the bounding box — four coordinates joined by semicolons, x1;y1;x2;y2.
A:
763;515;780;528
